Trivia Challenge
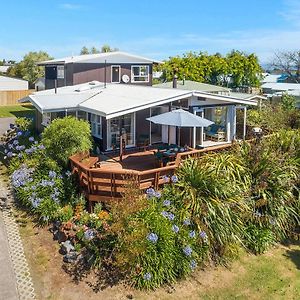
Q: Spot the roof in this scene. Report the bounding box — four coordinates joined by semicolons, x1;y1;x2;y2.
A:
261;74;281;83
261;82;300;91
0;75;28;83
154;80;230;93
26;81;257;119
38;51;162;65
229;92;267;101
0;66;10;73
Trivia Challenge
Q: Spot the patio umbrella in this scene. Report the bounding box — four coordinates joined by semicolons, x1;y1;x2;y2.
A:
147;109;214;145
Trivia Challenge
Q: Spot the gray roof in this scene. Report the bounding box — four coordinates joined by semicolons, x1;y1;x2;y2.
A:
38;51;162;65
154;80;230;93
26;81;257;118
229;92;267;100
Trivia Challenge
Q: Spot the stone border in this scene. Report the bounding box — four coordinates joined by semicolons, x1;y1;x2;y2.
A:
1;183;36;300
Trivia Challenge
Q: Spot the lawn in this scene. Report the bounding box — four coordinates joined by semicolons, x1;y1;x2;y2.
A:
16;210;300;300
0;104;35;118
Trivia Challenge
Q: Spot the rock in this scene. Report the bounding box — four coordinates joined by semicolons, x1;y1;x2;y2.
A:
53;220;61;230
63;252;78;263
54;230;67;243
60;240;75;255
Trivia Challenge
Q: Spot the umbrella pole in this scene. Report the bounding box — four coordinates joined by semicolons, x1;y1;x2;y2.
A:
178;127;181;146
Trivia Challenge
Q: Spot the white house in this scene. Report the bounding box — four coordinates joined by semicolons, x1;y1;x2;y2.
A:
0;75;28;91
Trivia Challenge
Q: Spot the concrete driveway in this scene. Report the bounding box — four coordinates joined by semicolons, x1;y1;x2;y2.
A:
0;117;16;136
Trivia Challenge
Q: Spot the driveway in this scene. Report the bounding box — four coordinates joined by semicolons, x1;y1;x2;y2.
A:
0;117;15;136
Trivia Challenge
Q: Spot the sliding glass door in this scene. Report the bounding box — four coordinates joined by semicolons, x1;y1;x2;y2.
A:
107;113;135;150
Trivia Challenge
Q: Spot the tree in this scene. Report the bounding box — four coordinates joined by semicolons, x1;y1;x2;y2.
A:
80;46;89;55
90;46;100;54
157;50;262;88
271;51;300;83
101;44;118;53
7;51;52;86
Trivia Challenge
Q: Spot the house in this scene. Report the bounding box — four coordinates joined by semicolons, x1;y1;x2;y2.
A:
0;66;10;74
34;77;45;91
154;80;230;95
38;51;161;90
0;75;28;91
25;79;257;152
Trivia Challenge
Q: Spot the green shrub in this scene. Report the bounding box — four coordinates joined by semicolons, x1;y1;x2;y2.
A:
245;224;275;254
42;116;92;167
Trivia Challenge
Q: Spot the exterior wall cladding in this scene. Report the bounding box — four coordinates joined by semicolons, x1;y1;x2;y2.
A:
45;63;153;89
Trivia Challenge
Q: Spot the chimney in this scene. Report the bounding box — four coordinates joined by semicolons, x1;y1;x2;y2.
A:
173;75;178;89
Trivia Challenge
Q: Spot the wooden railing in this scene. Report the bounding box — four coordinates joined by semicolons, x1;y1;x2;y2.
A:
69;143;232;207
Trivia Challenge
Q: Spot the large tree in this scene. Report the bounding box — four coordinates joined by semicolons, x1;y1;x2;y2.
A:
157;50;262;88
7;51;52;86
271;50;300;83
80;44;118;55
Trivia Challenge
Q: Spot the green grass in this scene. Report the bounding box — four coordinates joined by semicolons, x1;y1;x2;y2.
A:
0;104;35;118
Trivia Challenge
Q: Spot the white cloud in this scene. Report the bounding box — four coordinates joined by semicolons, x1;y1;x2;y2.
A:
59;3;82;10
280;0;300;27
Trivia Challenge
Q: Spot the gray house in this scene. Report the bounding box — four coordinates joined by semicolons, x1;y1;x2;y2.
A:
38;51;161;90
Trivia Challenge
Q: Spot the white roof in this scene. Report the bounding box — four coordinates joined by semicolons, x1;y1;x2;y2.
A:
0;75;27;83
26;81;257;119
261;74;281;83
261;82;300;91
38;51;162;65
229;92;267;101
0;66;10;73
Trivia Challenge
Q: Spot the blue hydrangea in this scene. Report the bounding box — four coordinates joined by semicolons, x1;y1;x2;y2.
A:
190;259;197;270
189;230;196;238
172;224;179;233
147;232;158;243
171;175;178;183
143;272;152;281
163;200;171;206
183;245;193;256
183;218;191;226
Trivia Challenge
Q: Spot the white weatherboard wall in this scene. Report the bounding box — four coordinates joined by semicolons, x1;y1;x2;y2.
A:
0;76;28;91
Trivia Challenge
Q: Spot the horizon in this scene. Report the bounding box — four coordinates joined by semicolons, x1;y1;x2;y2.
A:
1;0;299;64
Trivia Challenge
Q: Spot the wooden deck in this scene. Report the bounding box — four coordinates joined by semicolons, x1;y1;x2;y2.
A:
69;143;232;209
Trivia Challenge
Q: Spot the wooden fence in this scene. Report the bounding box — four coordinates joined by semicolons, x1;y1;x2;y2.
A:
0;90;34;106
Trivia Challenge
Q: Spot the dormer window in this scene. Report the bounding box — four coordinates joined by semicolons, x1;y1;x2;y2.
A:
131;65;149;82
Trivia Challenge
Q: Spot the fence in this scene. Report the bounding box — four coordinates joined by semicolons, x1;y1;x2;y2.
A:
0;90;34;106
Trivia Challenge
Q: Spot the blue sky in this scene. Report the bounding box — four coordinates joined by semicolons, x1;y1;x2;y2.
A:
0;0;299;63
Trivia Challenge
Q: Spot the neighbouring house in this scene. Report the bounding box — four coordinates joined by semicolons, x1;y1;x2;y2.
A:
34;77;45;91
24;79;257;152
154;80;231;95
0;65;11;74
38;51;161;90
0;75;28;91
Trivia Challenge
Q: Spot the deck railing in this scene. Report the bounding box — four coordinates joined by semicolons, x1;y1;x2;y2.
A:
69;143;232;207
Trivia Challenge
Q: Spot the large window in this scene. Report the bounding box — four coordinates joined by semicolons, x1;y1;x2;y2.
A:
91;114;102;138
111;65;120;83
57;66;64;79
131;65;149;82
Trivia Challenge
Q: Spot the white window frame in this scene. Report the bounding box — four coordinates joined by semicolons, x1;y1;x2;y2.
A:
131;65;149;83
91;114;102;138
57;65;64;79
111;65;121;83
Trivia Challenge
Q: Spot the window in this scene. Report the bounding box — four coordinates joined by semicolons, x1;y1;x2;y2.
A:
91;114;102;138
111;65;120;83
77;111;87;120
131;65;149;82
42;112;51;126
57;65;64;79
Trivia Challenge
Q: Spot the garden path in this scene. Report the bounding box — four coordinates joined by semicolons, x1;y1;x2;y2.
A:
0;117;15;135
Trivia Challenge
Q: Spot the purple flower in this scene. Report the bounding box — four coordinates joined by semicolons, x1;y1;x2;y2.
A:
162;175;170;183
172;224;179;233
155;191;161;198
189;230;196;238
146;188;155;198
19;145;25;151
183;245;193;256
190;260;197;270
29;136;35;142
171;175;178;183
38;144;45;150
161;211;169;218
143;272;152;281
48;170;57;179
168;213;175;221
18;153;23;158
199;231;207;240
25;148;33;155
163;200;171;206
7;152;13;158
183;218;191;226
8;143;13;149
17;131;23;136
11;165;34;188
84;229;96;240
147;232;158;243
13;139;19;145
